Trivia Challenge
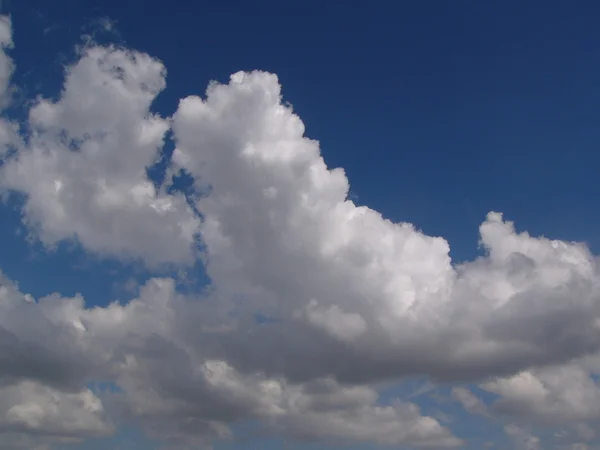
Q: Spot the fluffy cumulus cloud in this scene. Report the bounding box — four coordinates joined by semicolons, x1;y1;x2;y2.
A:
0;381;113;447
479;363;600;447
1;13;600;449
170;71;600;386
0;28;200;266
0;272;461;449
0;276;114;448
448;361;600;447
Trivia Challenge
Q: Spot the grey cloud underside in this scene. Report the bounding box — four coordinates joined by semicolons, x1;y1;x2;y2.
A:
0;275;463;448
0;14;600;449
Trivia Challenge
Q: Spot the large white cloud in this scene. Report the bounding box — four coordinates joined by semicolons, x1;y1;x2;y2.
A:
1;381;113;441
0;274;115;447
449;360;600;448
0;272;461;448
482;365;600;426
1;12;600;449
0;35;200;266
171;69;600;384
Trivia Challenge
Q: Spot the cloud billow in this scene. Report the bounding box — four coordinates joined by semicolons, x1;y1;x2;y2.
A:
0;15;599;449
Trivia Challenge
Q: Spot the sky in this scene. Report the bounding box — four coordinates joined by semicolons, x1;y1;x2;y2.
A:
1;0;600;449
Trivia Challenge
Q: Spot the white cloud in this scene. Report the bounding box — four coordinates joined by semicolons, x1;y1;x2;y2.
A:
482;366;600;425
116;358;461;448
0;16;18;156
479;363;600;448
0;274;114;448
298;299;367;342
504;424;541;450
2;12;600;449
2;381;113;438
171;69;600;385
0;270;461;448
0;15;12;104
451;386;489;417
0;42;201;266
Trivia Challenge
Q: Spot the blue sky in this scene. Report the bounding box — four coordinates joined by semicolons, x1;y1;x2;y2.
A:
2;1;600;449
